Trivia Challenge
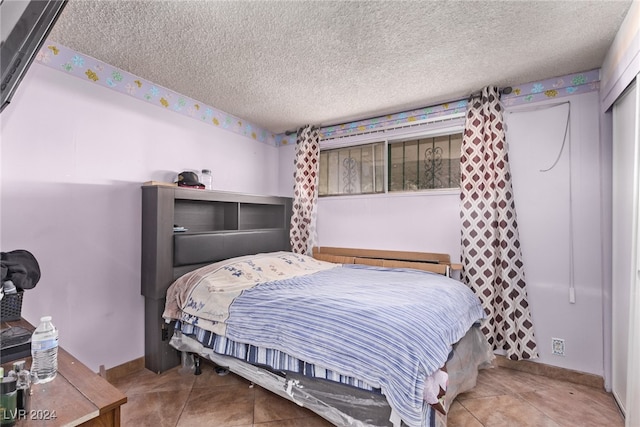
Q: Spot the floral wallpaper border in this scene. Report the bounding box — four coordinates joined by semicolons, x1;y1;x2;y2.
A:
35;41;599;149
275;69;600;146
35;41;278;146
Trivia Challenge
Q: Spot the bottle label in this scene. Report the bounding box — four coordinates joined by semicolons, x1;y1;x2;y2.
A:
31;338;58;351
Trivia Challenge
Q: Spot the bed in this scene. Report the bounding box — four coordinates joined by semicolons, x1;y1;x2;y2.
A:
140;185;494;427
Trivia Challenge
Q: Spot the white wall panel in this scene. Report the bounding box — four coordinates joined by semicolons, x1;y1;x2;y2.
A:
317;191;462;261
278;143;296;197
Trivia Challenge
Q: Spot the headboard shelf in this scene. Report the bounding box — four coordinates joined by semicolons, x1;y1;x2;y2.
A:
238;202;286;230
174;199;238;232
141;184;292;373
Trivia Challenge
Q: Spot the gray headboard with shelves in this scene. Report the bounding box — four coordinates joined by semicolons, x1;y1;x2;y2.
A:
141;184;292;373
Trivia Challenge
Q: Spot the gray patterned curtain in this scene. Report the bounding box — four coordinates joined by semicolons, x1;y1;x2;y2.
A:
290;125;320;255
460;86;538;360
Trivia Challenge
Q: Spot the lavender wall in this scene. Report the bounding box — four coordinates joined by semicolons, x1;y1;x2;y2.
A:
0;64;281;372
505;92;604;375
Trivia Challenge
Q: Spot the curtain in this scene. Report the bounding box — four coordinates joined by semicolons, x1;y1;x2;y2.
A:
460;86;538;360
290;125;320;255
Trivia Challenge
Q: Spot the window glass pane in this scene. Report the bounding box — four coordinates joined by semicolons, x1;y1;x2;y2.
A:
337;148;348;195
319;151;329;195
417;137;433;189
404;140;419;191
375;143;384;193
389;143;404;192
360;145;374;193
327;150;339;195
342;148;361;194
449;133;462;188
419;135;446;189
390;132;462;192
319;142;385;196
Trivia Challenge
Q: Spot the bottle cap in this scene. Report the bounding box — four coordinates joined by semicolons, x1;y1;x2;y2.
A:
40;316;52;322
0;377;17;393
202;169;211;174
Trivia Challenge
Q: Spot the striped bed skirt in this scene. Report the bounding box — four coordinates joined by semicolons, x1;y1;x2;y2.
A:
177;320;382;393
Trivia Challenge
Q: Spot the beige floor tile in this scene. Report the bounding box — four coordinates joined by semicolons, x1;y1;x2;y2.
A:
519;385;624;427
193;367;253;390
253;387;318;423
120;366;196;396
110;367;162;394
456;367;511;400
120;390;189;427
477;366;565;395
459;394;560;426
447;401;484;427
177;384;255;427
253;416;334;426
552;380;624;414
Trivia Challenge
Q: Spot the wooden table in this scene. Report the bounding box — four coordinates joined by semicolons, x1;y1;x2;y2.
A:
1;319;127;426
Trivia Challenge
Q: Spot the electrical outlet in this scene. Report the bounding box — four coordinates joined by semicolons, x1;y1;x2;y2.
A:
552;338;565;356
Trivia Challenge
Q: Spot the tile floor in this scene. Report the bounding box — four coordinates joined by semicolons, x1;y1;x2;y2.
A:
111;362;624;427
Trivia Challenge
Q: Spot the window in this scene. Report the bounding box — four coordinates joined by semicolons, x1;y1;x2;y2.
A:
319;132;462;196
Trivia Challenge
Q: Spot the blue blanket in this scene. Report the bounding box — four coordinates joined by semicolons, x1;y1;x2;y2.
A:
225;264;485;427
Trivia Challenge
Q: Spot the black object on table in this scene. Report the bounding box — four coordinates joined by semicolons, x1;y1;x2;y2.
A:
0;326;31;364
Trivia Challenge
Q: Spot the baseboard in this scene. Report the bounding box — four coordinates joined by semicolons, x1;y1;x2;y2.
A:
612;389;627;418
100;357;145;383
495;355;604;389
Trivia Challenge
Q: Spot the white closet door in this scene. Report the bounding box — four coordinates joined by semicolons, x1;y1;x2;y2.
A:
611;79;638;418
623;76;640;427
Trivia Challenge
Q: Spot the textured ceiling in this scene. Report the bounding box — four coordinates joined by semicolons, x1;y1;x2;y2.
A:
48;0;632;134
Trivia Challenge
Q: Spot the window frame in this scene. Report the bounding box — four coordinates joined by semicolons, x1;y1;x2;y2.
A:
318;121;464;198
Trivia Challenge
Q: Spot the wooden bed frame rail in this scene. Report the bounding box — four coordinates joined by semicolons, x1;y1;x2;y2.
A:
312;246;461;277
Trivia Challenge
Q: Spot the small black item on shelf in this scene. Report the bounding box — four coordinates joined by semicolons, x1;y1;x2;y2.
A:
176;171;205;189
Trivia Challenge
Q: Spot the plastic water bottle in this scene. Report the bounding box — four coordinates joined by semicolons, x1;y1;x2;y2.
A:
30;316;58;384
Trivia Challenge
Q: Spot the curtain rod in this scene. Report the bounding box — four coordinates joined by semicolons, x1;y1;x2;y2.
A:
284;125;320;136
284;86;513;136
468;86;513;101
